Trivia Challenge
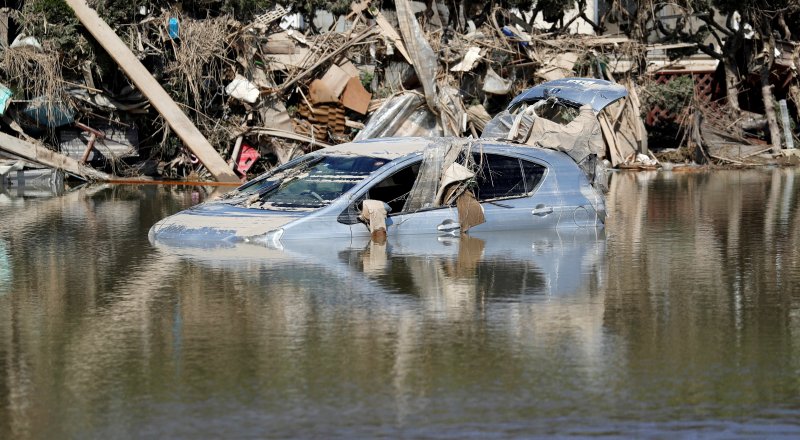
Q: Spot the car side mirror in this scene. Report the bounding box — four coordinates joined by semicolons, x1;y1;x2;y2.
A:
356;200;391;214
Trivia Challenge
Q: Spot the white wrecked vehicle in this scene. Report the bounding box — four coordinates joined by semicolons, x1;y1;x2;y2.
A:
149;78;627;246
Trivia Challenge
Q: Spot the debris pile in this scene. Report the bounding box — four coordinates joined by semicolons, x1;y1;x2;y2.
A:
0;1;797;184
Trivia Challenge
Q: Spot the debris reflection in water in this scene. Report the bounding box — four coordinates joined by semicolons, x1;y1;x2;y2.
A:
0;170;799;438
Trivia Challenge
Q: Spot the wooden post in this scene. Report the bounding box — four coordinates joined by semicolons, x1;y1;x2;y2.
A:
229;135;244;172
75;121;104;164
779;100;794;150
0;8;9;48
64;0;239;183
760;24;782;152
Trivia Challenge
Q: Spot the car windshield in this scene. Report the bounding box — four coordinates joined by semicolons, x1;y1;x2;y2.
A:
249;155;389;209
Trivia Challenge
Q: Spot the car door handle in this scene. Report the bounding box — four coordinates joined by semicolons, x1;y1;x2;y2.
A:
437;219;461;232
532;204;553;216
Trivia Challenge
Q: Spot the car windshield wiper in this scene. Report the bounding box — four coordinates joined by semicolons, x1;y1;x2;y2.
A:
255;179;283;197
224;179;284;206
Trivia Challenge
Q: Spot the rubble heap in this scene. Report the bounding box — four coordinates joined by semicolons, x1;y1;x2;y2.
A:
0;0;798;183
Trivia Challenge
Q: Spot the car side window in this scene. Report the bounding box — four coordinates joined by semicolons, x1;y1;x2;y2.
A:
473;154;525;200
337;161;421;225
522;159;546;193
367;162;421;214
473;153;546;201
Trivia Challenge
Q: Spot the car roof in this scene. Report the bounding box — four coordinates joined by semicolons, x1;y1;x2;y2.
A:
317;137;431;159
317;137;577;167
508;78;628;113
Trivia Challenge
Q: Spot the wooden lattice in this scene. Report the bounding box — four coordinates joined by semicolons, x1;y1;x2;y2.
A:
646;71;718;126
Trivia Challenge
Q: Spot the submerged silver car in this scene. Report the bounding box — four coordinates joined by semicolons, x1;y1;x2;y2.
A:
149;78;626;246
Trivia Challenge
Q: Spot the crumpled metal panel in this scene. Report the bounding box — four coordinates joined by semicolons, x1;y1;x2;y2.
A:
508;78;628;113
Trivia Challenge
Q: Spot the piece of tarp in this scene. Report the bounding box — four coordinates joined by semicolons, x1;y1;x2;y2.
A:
523;103;604;163
483;67;512;95
0;84;12;116
456;191;485;233
20;98;75;128
435;162;474;203
403;138;474;212
451;46;481;72
226;74;260;103
395;0;437;112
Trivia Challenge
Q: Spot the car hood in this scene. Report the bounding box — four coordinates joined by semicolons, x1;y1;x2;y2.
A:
508;78;628;113
149;202;302;244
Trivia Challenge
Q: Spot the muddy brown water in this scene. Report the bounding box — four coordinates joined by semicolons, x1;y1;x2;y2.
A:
0;169;799;438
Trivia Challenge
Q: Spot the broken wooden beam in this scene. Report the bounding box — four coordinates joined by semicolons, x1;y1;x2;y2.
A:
373;10;414;65
0;131;112;181
279;27;377;93
64;0;239;183
249;128;332;147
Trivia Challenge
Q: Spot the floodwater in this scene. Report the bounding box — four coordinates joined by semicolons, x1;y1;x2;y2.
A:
1;169;799;438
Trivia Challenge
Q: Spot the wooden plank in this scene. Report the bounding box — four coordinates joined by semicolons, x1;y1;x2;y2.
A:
599;112;623;166
625;79;648;154
64;0;239;183
249;128;331;147
0;8;9;48
374;11;414;65
0;131;112;181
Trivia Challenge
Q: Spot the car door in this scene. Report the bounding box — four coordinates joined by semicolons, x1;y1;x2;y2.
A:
393;151;562;235
467;152;562;233
390;205;461;236
339;156;462;237
340;151;561;237
337;157;424;238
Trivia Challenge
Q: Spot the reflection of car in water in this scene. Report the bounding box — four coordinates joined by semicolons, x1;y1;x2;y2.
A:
343;230;606;300
153;229;606;302
149;78;626;246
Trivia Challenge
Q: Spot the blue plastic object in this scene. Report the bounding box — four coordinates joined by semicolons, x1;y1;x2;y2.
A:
501;26;529;47
0;84;12;115
21;97;75;128
168;17;179;39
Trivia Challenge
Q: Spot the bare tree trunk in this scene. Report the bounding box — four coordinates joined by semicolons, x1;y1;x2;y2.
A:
761;31;783;152
777;12;792;40
721;29;743;113
709;12;743;113
723;56;741;113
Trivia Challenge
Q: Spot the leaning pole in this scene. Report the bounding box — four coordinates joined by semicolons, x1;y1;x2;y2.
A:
64;0;240;183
